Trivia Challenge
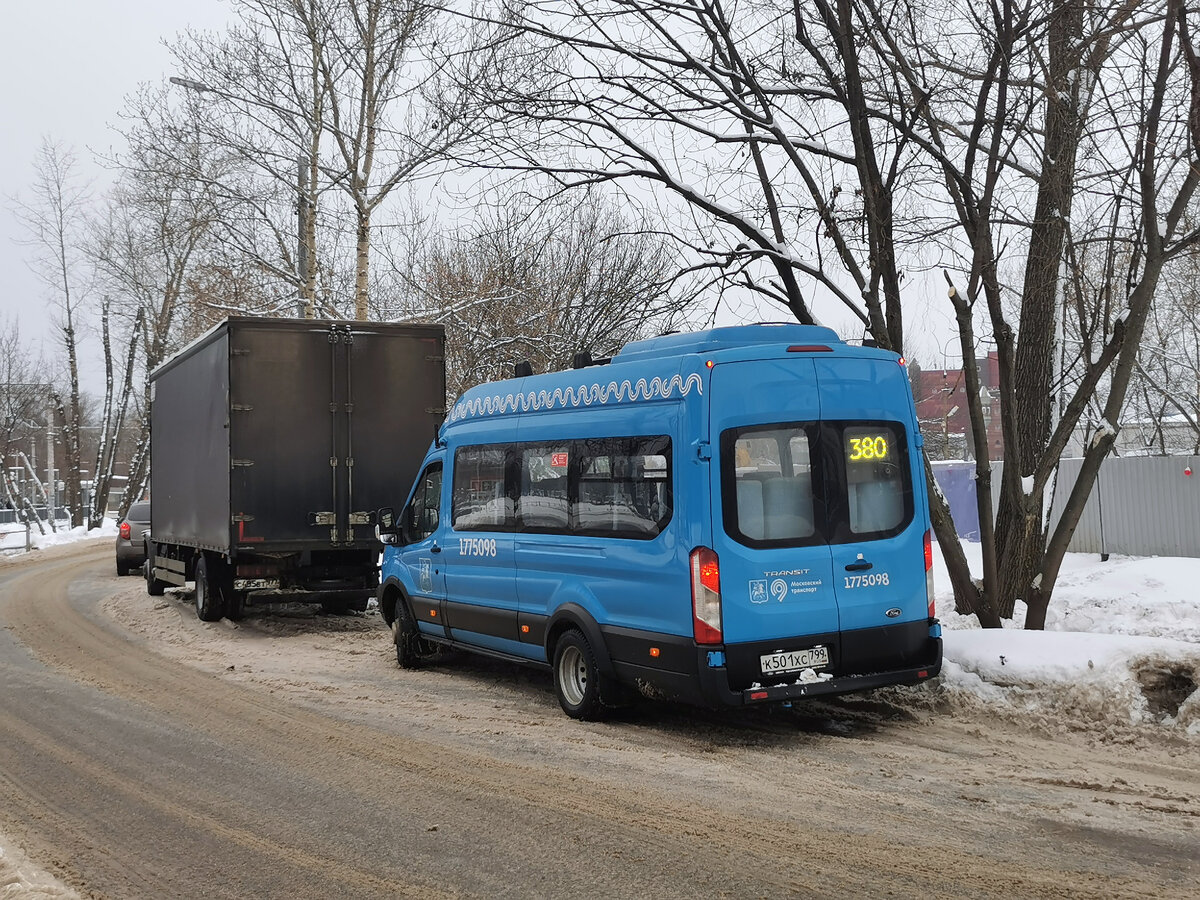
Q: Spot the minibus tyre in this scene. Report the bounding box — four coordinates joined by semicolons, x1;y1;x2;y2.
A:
553;629;607;721
393;599;426;669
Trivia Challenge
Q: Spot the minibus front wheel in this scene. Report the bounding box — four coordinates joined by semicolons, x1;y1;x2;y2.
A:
553;629;607;721
393;599;427;670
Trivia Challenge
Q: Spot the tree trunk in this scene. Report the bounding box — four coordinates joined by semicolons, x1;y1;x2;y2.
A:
993;0;1085;620
355;207;371;321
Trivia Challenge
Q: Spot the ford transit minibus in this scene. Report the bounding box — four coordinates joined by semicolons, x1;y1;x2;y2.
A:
377;324;942;719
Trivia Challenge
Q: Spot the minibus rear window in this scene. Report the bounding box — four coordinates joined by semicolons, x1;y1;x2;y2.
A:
725;426;821;546
843;424;908;536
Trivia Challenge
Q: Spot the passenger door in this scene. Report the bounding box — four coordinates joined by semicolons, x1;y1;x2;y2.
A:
709;359;840;645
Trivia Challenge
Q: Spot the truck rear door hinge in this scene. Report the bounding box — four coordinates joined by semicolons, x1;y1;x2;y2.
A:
308;512;336;526
231;459;254;468
231;514;255;523
348;511;374;526
426;406;447;415
231;403;253;412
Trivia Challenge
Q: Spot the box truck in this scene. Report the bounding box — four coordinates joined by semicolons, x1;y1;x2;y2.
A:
145;317;445;620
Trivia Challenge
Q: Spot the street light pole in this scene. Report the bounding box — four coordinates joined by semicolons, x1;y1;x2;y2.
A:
169;76;314;318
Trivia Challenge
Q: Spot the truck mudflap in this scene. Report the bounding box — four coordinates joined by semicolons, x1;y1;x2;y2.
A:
695;637;943;707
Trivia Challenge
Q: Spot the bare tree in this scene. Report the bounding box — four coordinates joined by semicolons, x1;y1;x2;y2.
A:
12;139;92;527
458;0;1200;628
406;190;696;396
162;0;484;322
92;112;223;518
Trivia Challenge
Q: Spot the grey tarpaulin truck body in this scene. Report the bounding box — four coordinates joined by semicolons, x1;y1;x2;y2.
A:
145;317;446;620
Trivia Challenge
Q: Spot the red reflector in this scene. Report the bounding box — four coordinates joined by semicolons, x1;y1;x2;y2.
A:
750;691;769;700
918;670;928;679
649;647;660;658
924;530;933;571
786;345;832;352
119;522;131;540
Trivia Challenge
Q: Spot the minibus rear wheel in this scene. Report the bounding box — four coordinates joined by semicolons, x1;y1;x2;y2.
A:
553;629;607;721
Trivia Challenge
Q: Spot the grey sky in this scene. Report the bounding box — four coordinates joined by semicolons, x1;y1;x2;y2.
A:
0;0;231;387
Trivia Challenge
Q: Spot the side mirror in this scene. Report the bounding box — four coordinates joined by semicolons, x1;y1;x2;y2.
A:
376;507;398;544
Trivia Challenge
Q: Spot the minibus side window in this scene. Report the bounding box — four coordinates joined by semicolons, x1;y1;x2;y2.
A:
842;424;909;535
453;446;514;531
574;436;672;538
403;462;443;543
724;426;820;546
518;445;570;531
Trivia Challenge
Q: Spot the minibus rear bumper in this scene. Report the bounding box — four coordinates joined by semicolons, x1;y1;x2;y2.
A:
694;637;943;708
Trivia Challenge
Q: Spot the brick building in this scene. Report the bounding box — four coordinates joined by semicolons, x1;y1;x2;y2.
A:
909;352;1005;460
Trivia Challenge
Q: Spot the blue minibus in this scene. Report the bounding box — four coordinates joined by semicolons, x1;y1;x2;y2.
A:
377;324;942;719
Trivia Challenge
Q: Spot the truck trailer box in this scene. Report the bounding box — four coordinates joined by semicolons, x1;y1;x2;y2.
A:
147;317;445;618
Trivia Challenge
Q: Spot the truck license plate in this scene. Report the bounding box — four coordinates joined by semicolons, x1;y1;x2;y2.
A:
760;646;830;675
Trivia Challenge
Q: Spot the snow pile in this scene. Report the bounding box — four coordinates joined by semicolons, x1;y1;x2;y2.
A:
931;542;1200;736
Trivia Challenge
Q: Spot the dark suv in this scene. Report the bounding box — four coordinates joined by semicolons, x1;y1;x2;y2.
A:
115;500;152;576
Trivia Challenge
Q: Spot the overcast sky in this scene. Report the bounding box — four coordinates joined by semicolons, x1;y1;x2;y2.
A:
0;0;233;389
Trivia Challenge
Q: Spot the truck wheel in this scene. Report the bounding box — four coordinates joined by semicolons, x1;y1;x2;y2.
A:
553;629;608;721
393;600;429;670
194;555;226;622
144;552;167;597
117;560;130;577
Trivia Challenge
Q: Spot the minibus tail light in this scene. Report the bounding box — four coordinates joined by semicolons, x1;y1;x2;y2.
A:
924;529;935;617
691;547;723;644
120;521;131;541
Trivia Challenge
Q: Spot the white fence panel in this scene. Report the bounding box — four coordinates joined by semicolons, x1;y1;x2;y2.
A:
1049;456;1200;558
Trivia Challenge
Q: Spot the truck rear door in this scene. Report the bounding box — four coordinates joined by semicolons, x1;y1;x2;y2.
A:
230;323;340;548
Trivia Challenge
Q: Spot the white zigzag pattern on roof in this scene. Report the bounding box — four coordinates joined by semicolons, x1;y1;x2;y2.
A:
449;373;703;422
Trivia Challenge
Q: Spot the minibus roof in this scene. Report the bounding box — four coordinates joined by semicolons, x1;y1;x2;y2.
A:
614;323;843;364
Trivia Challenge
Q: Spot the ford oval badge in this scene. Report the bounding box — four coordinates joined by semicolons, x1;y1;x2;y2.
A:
885;607;902;618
